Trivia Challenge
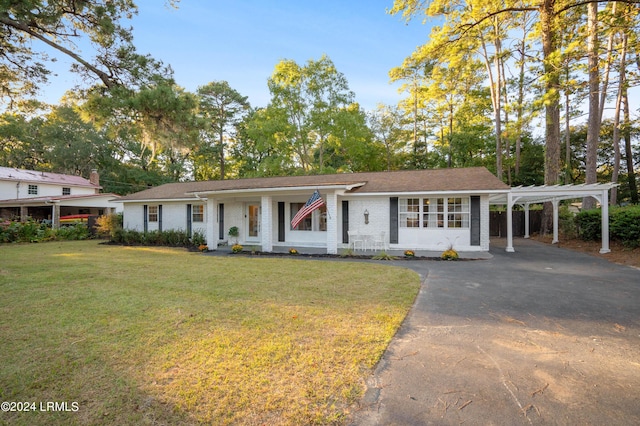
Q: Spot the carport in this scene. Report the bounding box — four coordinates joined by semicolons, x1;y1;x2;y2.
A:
489;183;617;254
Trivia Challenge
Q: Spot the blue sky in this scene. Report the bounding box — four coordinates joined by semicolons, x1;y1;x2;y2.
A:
45;0;430;111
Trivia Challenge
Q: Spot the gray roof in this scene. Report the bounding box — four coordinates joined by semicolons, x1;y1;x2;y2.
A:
118;168;509;202
0;166;98;188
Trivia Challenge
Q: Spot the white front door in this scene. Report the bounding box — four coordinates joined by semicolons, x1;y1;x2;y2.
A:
246;204;260;241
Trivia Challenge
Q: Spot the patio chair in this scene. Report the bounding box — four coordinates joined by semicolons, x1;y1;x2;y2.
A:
348;230;365;251
373;231;386;251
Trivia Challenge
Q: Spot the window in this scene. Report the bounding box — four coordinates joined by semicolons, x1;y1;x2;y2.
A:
148;206;158;222
422;198;444;228
290;203;327;231
28;185;38;195
62;187;71;195
447;197;470;228
399;197;470;229
192;205;204;222
399;198;420;227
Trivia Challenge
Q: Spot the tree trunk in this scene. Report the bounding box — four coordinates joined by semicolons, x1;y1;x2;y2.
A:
599;2;617;124
610;31;627;206
623;80;638;203
583;2;600;210
540;0;562;234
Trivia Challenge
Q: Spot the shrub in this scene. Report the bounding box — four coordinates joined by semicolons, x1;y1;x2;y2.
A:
575;209;602;241
610;205;640;248
54;224;90;241
558;205;577;239
231;244;243;253
576;205;640;247
95;214;123;239
191;231;206;247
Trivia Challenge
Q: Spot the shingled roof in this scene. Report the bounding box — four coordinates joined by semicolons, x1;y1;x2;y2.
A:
0;166;99;188
118;167;509;201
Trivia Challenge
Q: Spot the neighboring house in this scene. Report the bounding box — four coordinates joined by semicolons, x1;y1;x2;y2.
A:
117;167;510;254
0;167;121;227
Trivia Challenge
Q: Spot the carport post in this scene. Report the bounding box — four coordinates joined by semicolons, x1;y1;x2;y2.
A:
552;198;559;244
600;189;611;254
524;203;530;238
505;191;515;252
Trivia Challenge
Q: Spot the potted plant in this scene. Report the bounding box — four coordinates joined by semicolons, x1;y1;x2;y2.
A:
228;226;239;245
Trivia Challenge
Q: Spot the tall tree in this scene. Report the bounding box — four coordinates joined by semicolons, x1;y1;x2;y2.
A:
0;0;153;106
196;81;250;179
265;55;356;173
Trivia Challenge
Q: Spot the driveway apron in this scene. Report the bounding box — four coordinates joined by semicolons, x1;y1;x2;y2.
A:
351;238;640;425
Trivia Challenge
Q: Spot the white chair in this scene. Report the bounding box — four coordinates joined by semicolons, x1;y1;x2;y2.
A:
373;231;386;251
348;230;364;251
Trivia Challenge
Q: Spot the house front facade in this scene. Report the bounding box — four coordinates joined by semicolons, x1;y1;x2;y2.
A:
0;167;121;226
118;168;510;253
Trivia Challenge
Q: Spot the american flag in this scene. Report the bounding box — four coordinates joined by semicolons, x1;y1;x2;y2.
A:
291;190;325;229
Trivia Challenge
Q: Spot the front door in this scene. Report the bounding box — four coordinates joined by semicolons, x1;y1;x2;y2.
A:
247;204;260;241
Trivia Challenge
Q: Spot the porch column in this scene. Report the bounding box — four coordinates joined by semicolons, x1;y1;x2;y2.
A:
52;203;60;230
326;191;338;254
600;189;611;254
505;191;515;252
552;198;559;244
205;197;218;250
20;205;28;222
260;196;273;252
524;203;530;238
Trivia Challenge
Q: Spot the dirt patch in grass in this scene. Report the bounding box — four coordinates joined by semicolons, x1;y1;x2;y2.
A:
531;235;640;268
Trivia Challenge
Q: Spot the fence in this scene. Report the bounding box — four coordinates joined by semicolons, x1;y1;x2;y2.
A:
489;210;543;237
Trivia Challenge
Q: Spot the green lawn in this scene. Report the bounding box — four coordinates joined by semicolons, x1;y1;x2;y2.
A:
0;241;420;425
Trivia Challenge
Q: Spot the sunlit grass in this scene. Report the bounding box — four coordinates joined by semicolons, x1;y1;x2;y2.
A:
0;241;420;425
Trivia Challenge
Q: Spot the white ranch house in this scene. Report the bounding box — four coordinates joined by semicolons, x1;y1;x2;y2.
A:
118;167;513;254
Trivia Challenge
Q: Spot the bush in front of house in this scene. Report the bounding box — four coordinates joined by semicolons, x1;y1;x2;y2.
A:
0;220;88;243
575;205;640;247
95;213;123;239
109;228;206;249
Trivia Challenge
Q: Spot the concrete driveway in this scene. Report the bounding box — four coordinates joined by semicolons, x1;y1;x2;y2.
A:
351;238;640;425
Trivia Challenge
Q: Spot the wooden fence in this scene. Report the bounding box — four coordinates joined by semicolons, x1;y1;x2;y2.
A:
489;210;543;237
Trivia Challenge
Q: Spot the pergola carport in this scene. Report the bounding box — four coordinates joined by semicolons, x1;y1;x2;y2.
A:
489;183;617;254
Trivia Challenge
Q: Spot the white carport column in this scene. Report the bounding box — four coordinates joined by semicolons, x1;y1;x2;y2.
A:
552;198;559;244
600;189;611;254
325;191;338;254
524;203;530;238
206;197;218;250
260;196;273;252
505;192;515;252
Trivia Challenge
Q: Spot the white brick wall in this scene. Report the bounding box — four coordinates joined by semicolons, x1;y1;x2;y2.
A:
123;193;493;253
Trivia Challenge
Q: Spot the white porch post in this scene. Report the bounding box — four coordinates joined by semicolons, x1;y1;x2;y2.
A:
261;196;273;252
505;191;515;252
326;191;338;254
524;203;530;238
600;189;611;254
206;197;218;250
552;198;559;244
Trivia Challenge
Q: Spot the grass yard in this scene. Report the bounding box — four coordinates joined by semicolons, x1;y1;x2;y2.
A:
0;241;420;425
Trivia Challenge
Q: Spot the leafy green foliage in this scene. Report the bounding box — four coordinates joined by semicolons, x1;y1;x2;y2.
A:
609;206;640;248
0;220;89;243
576;206;640;247
109;228;207;248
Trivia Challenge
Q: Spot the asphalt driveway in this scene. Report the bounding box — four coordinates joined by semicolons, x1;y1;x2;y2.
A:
351;238;640;425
